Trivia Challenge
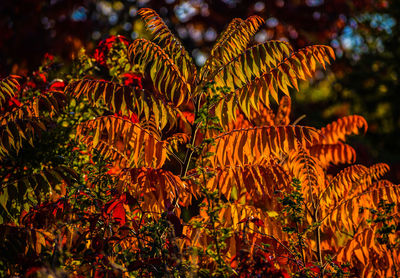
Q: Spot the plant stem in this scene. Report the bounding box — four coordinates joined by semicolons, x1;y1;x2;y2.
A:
181;124;198;177
296;222;305;266
315;225;323;277
390;248;399;278
181;95;201;177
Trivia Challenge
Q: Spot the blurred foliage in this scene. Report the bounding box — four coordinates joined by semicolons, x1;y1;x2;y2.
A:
0;0;388;74
293;1;400;182
335;2;400;182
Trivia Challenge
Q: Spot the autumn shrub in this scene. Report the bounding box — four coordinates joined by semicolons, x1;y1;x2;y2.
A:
0;8;399;277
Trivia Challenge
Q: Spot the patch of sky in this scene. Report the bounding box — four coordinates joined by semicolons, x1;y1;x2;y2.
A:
92;31;101;40
255;30;268;43
357;13;396;34
129;7;137;17
305;0;323;7
41;17;55;29
204;28;217;42
338;13;395;58
254;2;265;12
192;49;207;66
340;26;364;51
109;13;119;25
137;0;151;6
221;0;240;8
71;6;87;22
266;17;278;28
123;22;132;31
131;31;138;40
174;2;198;23
97;2;112;16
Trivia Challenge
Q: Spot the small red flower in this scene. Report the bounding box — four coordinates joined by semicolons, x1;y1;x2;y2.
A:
102;194;127;226
104;35;129;47
123;72;143;89
93;48;106;66
43;53;55;63
34;72;47;83
181;111;195;124
26;80;37;89
8;96;21;108
48;80;65;91
93;35;129;66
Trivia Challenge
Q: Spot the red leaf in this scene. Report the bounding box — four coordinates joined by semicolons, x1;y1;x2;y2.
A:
281;269;290;278
49;80;65;91
250;218;264;227
8;96;21;107
238;217;264;227
25;266;41;277
93;35;129;66
181;111;195;124
44;53;54;61
34;72;47;83
238;217;249;224
123;72;143;89
103;197;126;226
130;112;139;123
305;262;321;274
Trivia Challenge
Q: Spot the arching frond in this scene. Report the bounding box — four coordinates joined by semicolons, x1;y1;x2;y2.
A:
184;202;285;259
225;105;276;135
212;18;243;48
207;125;321;169
0;118;46;157
0;225;55;256
0;165;77;221
368;163;390;181
1;90;67;121
213;45;335;127
118;167;192;214
309;143;356;168
128;39;191;107
225;94;290;133
0;91;67;157
319;164;369;207
137;8;197;84
0;75;20;108
212;40;294;88
84;138;132;171
288;148;325;204
200;15;266;81
274;96;291;125
336;227;399;278
217;203;285;236
321;180;399;232
166;132;189;153
320;163;390;209
76;116;168;168
65;79;180;130
205;162;290;208
319;115;367;144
